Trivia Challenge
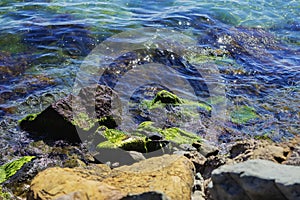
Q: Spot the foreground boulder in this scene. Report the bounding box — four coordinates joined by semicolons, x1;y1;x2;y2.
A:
28;154;195;200
209;159;300;200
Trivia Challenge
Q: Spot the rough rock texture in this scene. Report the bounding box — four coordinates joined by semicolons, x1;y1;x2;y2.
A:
283;136;300;166
228;138;291;164
28;155;195;200
209;159;300;200
19;84;121;143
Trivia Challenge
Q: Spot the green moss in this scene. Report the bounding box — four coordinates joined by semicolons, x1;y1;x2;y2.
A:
102;129;128;144
231;105;259;124
254;133;272;141
72;112;97;131
208;96;227;105
137;121;160;133
97;140;116;148
0;156;35;184
182;99;212;112
152;90;183;105
142;90;211;113
0;186;11;200
18;113;39;124
137;121;201;145
160;127;201;144
119;137;148;152
96;128;149;152
0;34;28;53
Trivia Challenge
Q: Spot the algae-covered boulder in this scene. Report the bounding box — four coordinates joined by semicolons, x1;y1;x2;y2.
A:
0;156;35;184
94;127;168;157
96;128;149;152
137;121;201;145
19;84;121;143
143;90;211;112
135;90;211;129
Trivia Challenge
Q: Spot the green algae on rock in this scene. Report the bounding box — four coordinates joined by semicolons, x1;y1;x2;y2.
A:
0;156;35;184
142;90;211;112
152;90;183;105
161;127;201;144
0;186;11;200
137;121;202;145
96;128;149;153
230;105;259;124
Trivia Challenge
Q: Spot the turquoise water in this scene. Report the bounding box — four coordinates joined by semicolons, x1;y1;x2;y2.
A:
0;0;299;153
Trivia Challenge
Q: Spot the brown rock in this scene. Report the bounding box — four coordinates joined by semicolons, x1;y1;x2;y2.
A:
28;155;195;200
229;139;291;164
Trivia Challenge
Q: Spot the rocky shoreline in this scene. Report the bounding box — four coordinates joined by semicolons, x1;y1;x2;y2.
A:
1;84;299;200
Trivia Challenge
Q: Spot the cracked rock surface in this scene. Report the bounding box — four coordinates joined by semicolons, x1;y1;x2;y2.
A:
209;159;300;200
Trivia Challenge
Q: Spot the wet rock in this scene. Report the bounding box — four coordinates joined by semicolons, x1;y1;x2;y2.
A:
209;159;300;200
0;51;30;80
192;140;219;157
19;84;121;143
28;154;195;200
211;26;282;60
151;90;183;105
100;49;209;99
95;128;148;152
127;151;146;162
0;156;35;184
135;90;211;128
137;121;202;146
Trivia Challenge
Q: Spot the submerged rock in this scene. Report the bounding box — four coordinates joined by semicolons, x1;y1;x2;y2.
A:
230;105;259;124
133;89;211;130
22;14;96;57
209;159;300;200
28;154;195;200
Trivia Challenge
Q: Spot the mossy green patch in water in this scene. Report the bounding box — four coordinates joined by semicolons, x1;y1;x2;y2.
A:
97;128;148;152
160;127;201;144
152;90;183;105
254;133;272;141
101;128;128;145
18;113;39;124
137;121;201;145
71;112;98;131
0;34;28;53
137;121;160;133
230;105;259;124
142;90;211;112
0;186;11;200
0;156;35;184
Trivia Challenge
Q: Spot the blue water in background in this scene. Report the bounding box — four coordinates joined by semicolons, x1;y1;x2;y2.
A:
0;0;299;148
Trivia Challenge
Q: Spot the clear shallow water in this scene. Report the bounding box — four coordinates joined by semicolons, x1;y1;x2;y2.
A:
0;0;299;156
